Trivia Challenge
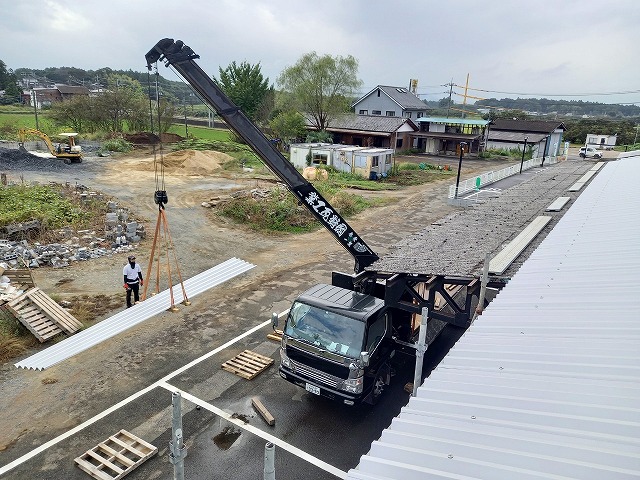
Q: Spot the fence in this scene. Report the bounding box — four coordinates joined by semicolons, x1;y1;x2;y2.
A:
448;155;560;199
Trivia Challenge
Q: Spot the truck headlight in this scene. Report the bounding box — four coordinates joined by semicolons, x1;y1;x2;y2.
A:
341;376;363;394
279;347;291;369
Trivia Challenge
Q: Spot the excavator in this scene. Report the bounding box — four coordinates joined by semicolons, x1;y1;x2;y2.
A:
18;128;83;164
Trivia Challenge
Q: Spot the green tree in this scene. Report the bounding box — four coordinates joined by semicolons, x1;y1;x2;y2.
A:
269;111;306;145
48;95;92;132
0;60;22;105
277;52;362;130
93;74;148;132
215;61;271;121
306;130;333;143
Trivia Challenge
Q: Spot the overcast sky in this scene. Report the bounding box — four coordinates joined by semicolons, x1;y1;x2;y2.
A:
2;0;639;105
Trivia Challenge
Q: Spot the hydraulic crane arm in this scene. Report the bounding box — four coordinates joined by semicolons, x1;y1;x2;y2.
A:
146;38;379;272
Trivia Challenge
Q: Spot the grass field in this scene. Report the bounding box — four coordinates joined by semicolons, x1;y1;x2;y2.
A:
0;111;56;137
167;124;231;142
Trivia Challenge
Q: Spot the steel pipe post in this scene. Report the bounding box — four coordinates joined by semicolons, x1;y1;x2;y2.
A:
264;442;276;480
412;307;429;396
170;391;187;480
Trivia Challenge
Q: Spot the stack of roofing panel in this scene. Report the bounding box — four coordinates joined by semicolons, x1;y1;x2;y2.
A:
15;257;255;371
347;156;640;479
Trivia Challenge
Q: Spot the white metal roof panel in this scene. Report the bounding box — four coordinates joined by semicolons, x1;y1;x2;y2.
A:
347;158;640;479
14;258;255;370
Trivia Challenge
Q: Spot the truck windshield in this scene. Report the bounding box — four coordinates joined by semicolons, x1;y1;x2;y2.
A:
285;301;365;359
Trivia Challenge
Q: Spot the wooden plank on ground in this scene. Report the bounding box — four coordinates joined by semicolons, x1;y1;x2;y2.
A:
222;350;274;380
252;397;275;426
546;196;571;212
74;429;157;480
267;329;283;342
489;216;552;275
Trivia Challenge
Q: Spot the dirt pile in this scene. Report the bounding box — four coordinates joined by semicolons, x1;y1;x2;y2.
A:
136;149;234;175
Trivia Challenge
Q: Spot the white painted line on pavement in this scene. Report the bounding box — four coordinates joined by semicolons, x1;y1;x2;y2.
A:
0;312;288;477
159;382;347;479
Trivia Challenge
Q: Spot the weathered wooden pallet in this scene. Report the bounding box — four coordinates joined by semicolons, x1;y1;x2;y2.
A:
222;350;274;380
2;268;36;288
6;287;83;342
74;429;157;480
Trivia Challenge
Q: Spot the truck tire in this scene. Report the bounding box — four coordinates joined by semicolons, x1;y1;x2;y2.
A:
370;374;386;405
579;153;585;158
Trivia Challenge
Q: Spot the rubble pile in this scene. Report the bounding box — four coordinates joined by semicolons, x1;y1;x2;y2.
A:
0;200;145;269
0;275;24;303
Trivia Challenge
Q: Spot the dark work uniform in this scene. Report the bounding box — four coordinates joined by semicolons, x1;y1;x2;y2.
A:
123;261;143;308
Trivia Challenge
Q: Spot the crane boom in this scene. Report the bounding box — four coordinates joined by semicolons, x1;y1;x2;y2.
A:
145;38;379;272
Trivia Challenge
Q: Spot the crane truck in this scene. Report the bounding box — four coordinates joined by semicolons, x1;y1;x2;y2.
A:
146;39;502;405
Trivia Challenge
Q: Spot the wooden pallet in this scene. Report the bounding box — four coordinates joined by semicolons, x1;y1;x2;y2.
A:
2;268;36;288
75;429;157;480
6;287;83;342
222;350;274;380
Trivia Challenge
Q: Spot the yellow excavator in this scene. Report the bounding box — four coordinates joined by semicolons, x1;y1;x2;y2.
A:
18;128;83;164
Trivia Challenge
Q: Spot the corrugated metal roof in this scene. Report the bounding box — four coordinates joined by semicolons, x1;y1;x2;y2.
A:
491;118;566;133
487;131;547;143
14;258;255;371
415;117;490;126
347;158;640;479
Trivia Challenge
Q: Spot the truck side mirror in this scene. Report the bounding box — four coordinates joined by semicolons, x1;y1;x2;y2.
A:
271;312;278;330
359;351;370;367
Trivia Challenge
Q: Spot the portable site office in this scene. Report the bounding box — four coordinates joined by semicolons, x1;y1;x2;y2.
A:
289;143;394;179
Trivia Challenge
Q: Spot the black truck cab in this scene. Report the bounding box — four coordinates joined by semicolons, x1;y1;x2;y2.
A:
278;284;393;405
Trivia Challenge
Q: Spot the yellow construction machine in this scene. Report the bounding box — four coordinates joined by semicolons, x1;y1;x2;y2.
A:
18;128;83;164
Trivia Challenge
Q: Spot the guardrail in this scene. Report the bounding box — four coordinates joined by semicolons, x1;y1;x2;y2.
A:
448;155;560;199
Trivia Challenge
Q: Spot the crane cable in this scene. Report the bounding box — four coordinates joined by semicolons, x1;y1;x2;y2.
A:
141;65;190;309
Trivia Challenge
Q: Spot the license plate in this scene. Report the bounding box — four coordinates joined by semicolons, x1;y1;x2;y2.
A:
305;383;320;395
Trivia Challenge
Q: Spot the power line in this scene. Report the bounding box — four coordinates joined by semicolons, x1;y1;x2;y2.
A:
452;84;640;97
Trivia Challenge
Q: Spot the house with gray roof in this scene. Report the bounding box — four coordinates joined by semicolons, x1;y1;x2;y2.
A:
352;85;430;120
305;113;418;150
488;119;566;158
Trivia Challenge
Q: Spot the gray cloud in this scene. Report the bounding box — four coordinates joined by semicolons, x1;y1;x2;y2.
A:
2;0;638;104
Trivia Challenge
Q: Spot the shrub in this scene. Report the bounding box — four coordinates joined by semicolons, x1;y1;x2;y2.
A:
102;138;133;153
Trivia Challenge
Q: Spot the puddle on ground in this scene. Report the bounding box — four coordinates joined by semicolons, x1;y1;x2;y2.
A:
213;426;241;450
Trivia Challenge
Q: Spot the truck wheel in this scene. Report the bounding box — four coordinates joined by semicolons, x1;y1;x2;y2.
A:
370;373;386;405
579;153;585;158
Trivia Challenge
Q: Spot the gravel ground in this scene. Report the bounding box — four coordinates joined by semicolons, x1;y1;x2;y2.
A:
371;159;595;278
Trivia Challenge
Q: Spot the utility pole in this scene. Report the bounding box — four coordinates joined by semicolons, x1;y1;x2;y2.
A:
32;90;39;130
445;79;454;118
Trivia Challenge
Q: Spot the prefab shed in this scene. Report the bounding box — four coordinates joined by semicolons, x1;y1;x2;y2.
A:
289;143;394;179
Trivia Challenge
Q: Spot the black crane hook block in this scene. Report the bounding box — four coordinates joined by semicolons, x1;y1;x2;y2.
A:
154;190;168;208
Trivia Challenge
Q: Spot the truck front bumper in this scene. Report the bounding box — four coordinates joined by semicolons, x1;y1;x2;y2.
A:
279;366;363;405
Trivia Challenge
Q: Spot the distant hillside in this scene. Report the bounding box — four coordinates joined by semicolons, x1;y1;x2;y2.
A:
477;97;640;119
14;66;195;104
